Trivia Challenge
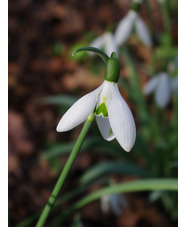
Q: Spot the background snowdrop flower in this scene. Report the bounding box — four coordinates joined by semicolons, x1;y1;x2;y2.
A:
57;50;136;152
143;73;177;108
89;32;118;56
100;193;127;216
114;9;151;47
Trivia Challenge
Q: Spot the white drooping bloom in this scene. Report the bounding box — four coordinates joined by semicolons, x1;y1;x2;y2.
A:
101;193;127;216
90;7;151;55
114;10;152;47
89;32;118;56
57;80;136;152
143;73;178;108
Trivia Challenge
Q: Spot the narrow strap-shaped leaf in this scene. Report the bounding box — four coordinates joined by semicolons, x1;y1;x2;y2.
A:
61;178;177;222
80;161;154;185
72;47;109;64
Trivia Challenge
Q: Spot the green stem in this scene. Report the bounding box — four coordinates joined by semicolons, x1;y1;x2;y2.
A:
161;0;172;40
143;0;157;75
36;113;95;227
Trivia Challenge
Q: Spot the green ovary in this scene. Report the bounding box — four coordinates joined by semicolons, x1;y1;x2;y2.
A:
96;102;108;117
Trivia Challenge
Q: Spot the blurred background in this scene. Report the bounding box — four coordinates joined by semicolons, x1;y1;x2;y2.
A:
8;0;178;226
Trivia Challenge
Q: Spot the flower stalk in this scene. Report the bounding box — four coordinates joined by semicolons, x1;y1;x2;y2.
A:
36;113;95;227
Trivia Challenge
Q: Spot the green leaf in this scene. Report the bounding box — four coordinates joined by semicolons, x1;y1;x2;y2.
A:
41;136;126;160
41;142;75;159
61;179;177;222
37;95;78;107
72;47;109;64
71;214;83;227
80;161;154;185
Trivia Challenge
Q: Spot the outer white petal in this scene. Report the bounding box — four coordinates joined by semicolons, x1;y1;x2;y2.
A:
96;116;115;141
89;35;105;50
135;15;152;46
143;76;159;95
155;73;171;108
104;33;118;56
114;11;137;46
108;84;136;152
110;194;127;216
56;85;102;132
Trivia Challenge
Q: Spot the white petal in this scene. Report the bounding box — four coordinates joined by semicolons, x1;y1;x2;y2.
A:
155;73;171;108
56;85;102;132
100;195;110;214
89;35;105;50
143;76;159;95
110;194;127;216
96;116;115;141
96;80;115;110
90;32;118;56
114;11;137;46
108;84;136;152
135;15;152;46
104;32;118;56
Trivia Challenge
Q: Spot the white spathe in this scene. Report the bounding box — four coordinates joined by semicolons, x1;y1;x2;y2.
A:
57;80;136;152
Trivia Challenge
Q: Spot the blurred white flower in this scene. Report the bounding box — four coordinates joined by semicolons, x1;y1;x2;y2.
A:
101;194;127;216
89;32;118;56
57;80;136;152
143;73;178;108
114;10;152;47
90;2;151;55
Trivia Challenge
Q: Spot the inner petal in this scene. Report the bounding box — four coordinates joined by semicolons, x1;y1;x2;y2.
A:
96;116;115;141
95;81;115;118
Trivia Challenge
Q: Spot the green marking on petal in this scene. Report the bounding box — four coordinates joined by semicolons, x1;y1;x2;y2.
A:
96;102;108;117
109;128;113;136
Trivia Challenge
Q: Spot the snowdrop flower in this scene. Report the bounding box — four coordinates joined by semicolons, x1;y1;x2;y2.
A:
101;193;127;216
143;73;178;108
89;0;151;57
57;49;136;152
89;32;118;56
114;1;151;46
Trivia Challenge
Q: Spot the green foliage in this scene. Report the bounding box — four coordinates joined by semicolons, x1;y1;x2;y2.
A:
53;42;65;57
69;43;89;61
38;95;78;107
80;161;154;185
35;0;178;224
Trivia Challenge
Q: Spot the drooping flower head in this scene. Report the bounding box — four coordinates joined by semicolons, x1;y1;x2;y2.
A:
57;47;136;152
143;72;178;108
114;0;151;47
89;0;151;57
